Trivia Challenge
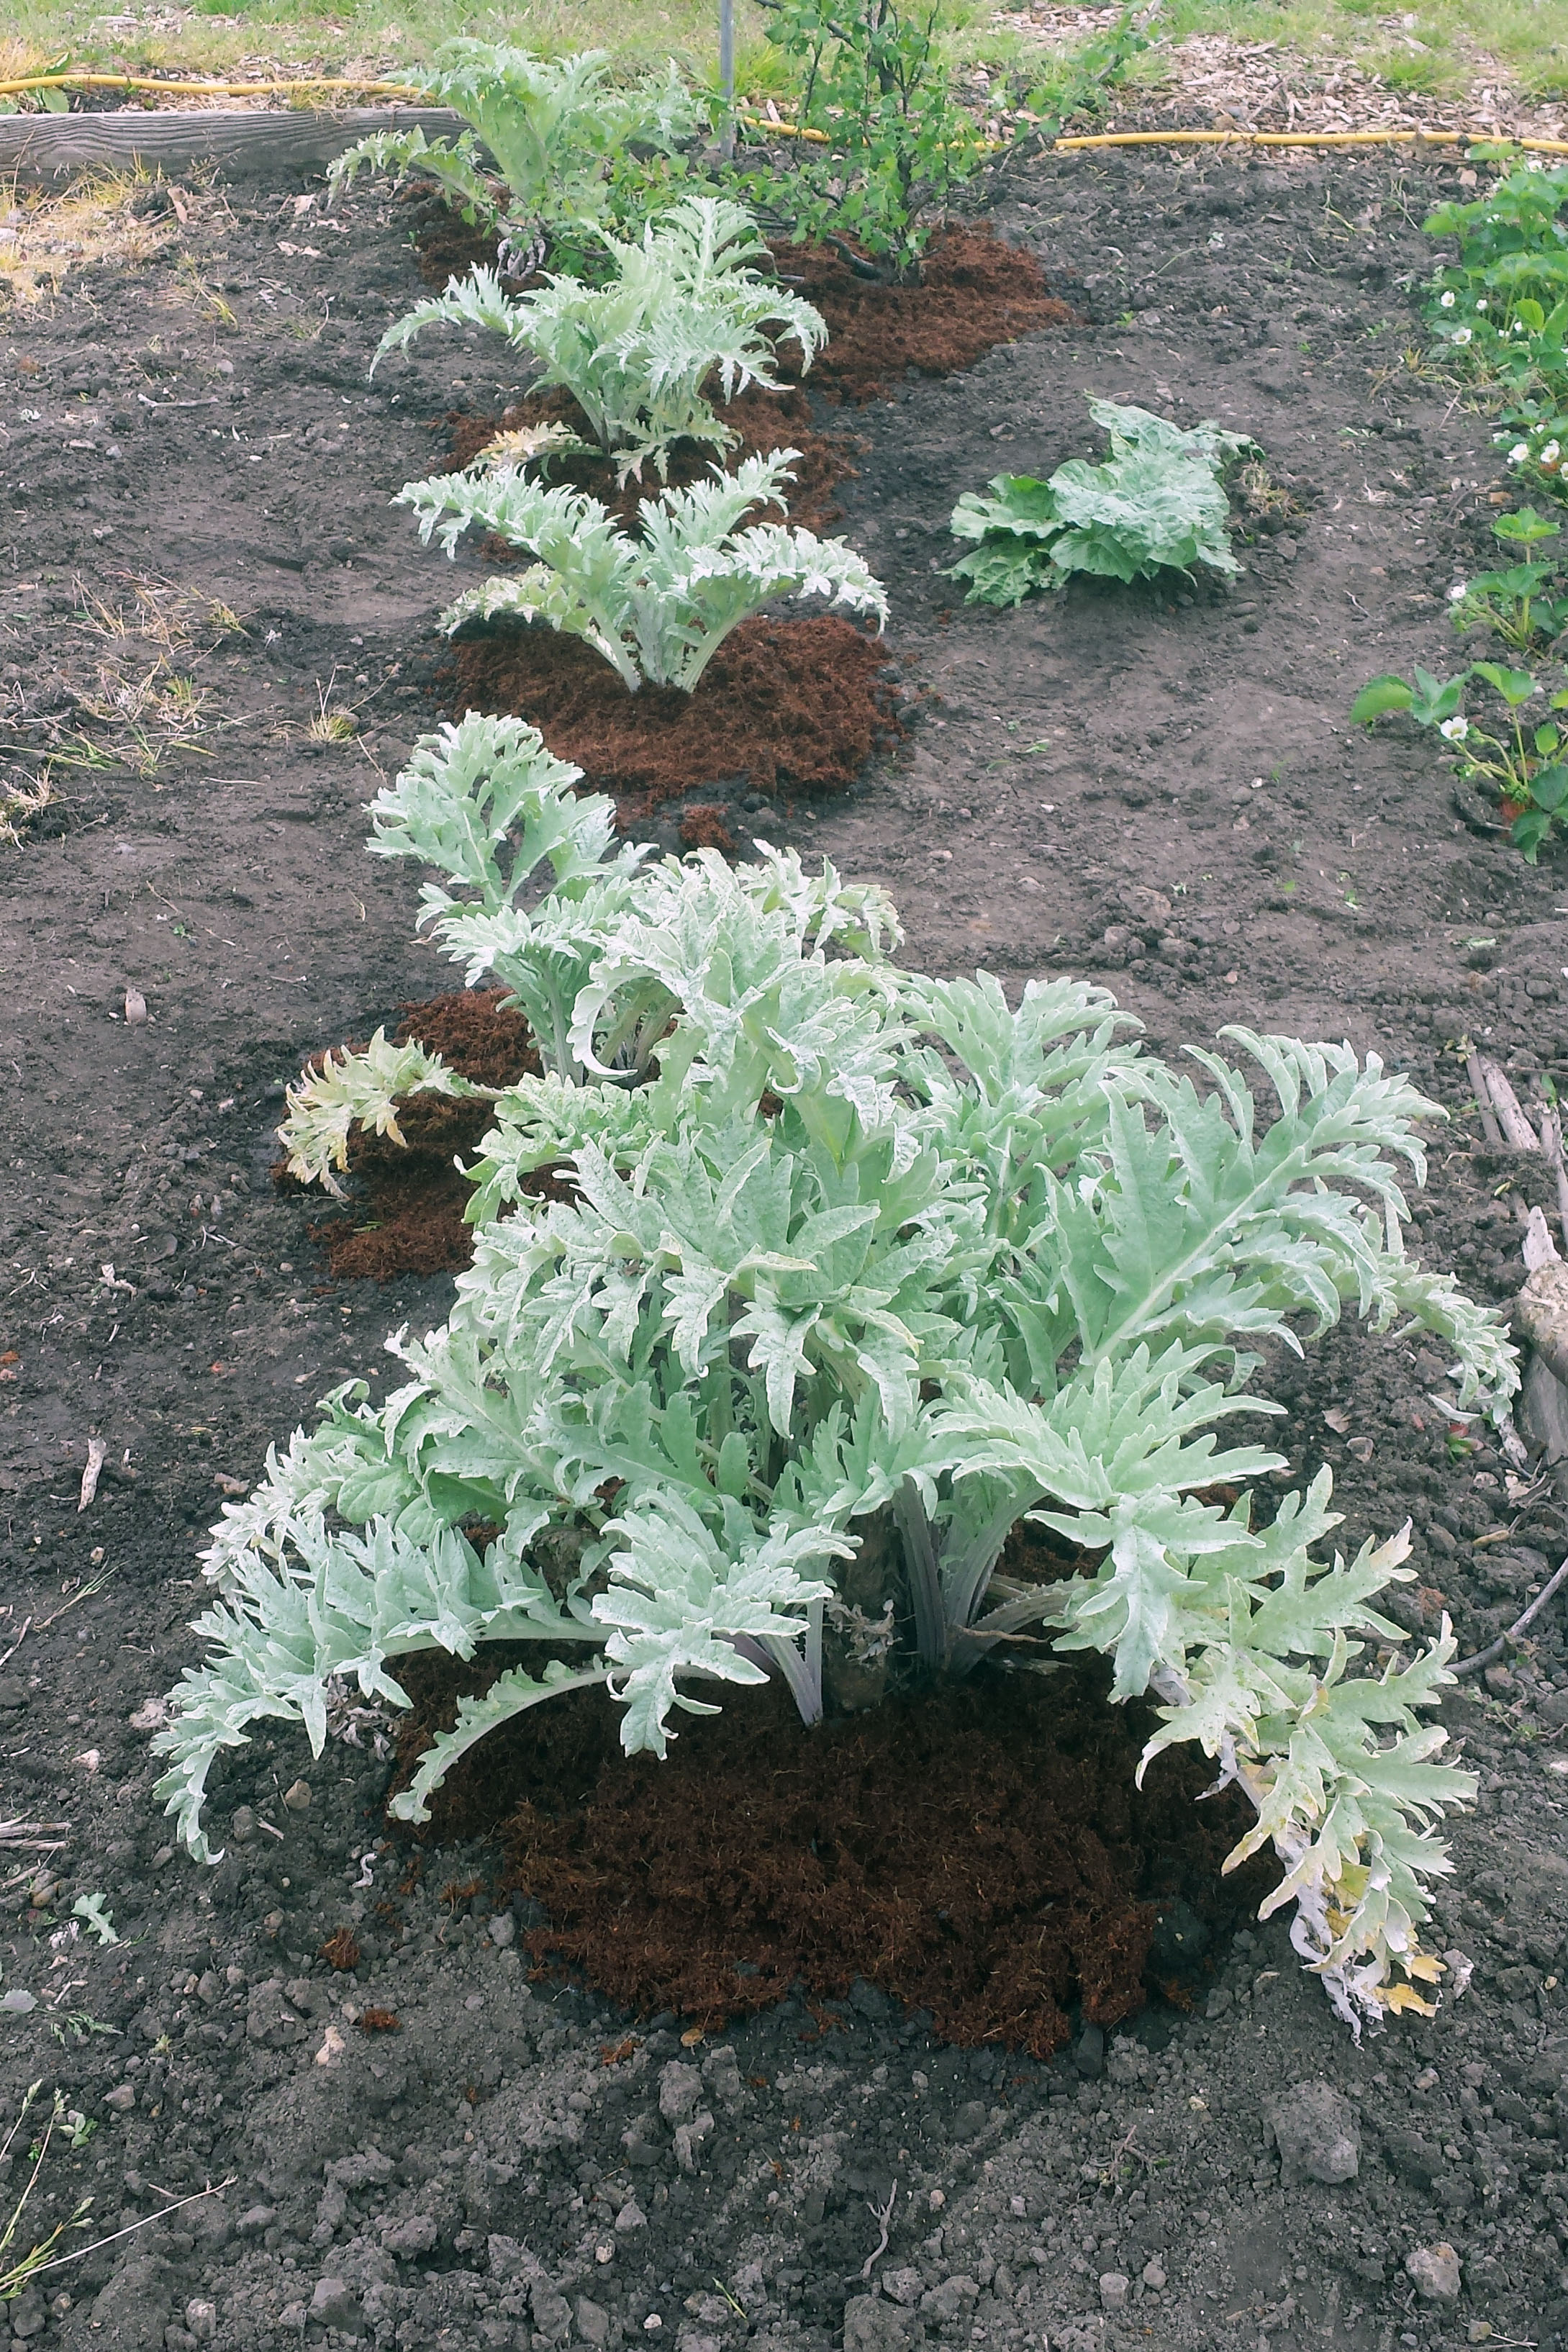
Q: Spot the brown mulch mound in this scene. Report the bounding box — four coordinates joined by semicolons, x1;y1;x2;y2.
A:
443;381;861;538
412;204;499;289
394;987;540;1088
410;206;1072;405
445;614;901;823
306;990;541;1285
386;1649;1274;2055
679;803;737;854
774;223;1077;401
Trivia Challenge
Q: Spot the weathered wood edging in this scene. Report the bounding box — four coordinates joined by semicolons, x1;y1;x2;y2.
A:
0;104;468;182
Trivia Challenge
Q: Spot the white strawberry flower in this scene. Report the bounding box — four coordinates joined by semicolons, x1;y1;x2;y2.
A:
1439;715;1469;742
1544;440;1562;464
1510;442;1530;462
1448;582;1468;601
1439;290;1456;309
1452;327;1473;345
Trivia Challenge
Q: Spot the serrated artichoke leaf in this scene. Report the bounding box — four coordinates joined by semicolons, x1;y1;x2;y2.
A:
366;711;635;914
593;1498;846;1755
277;1031;482;1195
389;1659;612;1824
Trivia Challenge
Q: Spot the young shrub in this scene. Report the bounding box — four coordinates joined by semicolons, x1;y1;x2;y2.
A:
1013;4;1153;143
327;41;702;243
374;197;827;484
156;724;1516;2037
395;447;888;692
948;397;1259;604
748;0;989;284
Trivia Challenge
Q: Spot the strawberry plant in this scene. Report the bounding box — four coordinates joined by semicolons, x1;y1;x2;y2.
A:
154;720;1516;2034
375;197;826;485
946;399;1259;604
396;448;887;692
1500;410;1568;507
1423;155;1568;403
1447;506;1568;650
1352;656;1568;860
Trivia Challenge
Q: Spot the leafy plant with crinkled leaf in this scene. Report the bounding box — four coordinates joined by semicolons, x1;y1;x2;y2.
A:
396;448;887;692
374;197;826;484
160;717;1516;2035
947;397;1259;605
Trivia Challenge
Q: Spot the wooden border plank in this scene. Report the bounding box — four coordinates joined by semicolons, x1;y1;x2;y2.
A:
0;104;470;182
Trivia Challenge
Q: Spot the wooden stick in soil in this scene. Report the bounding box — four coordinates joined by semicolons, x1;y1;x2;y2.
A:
1467;1050;1505;1147
718;0;736;161
1474;1054;1542;1153
1454;1553;1568;1677
1541;1102;1568;1257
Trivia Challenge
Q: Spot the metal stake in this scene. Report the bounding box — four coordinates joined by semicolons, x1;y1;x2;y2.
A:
719;0;735;159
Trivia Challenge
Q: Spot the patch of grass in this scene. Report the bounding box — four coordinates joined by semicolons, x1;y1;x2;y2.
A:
0;773;56;847
961;0;1568;106
1;0;1563;131
0;1;776;87
0;167;171;307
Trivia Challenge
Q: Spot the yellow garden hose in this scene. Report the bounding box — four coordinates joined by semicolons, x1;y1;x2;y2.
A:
738;111;829;143
1055;125;1568;154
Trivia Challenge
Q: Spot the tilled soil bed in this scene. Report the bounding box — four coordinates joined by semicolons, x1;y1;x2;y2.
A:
4;140;1568;2352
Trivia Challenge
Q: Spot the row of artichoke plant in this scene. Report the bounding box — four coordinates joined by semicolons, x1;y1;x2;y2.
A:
150;47;1523;2043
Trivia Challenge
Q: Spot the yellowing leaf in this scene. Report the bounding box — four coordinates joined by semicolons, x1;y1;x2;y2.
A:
1379;1984;1438;2017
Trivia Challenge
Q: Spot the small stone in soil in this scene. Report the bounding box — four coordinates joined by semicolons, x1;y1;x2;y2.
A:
309;2277;365;2334
1406;2243;1461;2301
1264;2079;1360;2186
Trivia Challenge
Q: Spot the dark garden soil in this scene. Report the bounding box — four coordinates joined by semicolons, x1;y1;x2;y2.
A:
7;140;1568;2352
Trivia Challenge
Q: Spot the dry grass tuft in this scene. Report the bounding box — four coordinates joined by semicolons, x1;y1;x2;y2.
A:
0;168;173;308
0;772;55;848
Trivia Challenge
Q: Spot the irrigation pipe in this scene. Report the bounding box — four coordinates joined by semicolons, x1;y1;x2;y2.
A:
1056;125;1568;155
738;111;829;142
1452;1552;1568;1678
